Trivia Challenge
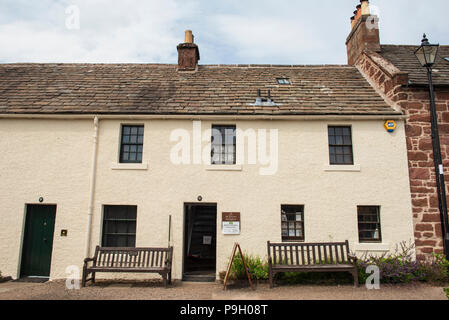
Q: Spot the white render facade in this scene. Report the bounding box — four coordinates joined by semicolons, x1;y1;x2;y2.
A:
0;115;415;281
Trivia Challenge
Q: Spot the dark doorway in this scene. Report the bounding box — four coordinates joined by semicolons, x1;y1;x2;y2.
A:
183;203;217;282
20;205;56;278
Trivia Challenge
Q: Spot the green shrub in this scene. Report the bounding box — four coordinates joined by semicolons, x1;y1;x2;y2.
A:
444;287;449;300
230;253;269;280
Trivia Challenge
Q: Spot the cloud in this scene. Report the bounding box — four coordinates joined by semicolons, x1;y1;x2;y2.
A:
212;15;326;64
0;0;448;64
0;0;195;63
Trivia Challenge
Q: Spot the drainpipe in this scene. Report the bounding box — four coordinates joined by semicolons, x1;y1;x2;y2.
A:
85;116;99;258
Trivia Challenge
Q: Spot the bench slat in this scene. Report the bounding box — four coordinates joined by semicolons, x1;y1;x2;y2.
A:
283;246;286;265
312;245;316;264
300;245;305;265
289;246;293;265
307;245;311;265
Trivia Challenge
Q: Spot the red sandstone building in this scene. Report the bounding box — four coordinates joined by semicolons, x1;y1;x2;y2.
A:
347;0;449;259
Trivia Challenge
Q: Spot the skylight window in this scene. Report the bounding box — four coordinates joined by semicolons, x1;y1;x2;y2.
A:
444;57;449;63
277;78;291;85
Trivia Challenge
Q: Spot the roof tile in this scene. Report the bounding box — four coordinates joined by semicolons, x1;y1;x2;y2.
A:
380;45;449;86
0;63;399;116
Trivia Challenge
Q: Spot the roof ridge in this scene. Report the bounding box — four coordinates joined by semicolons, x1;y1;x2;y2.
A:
201;64;351;68
0;63;354;69
381;44;449;48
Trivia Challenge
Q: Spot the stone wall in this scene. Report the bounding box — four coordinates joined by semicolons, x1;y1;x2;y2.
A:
356;51;449;259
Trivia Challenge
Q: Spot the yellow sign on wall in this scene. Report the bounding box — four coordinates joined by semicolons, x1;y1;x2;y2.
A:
384;120;397;133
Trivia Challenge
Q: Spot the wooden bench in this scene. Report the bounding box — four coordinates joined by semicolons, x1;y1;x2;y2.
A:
82;246;173;287
267;241;358;288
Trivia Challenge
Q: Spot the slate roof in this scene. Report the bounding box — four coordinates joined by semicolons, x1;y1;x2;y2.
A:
380;45;449;86
0;63;399;116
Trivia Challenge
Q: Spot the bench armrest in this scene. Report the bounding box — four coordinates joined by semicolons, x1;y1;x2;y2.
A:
348;254;358;265
84;257;95;266
164;258;172;269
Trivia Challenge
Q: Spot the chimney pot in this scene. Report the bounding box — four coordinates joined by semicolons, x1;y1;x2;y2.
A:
350;16;356;29
185;30;193;43
355;5;362;21
361;0;370;15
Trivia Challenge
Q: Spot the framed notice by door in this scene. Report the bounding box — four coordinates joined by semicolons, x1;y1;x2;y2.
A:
222;212;240;235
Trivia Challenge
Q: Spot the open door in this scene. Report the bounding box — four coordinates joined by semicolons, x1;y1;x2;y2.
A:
183;203;217;282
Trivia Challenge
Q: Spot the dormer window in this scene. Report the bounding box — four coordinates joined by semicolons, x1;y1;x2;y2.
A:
277;78;291;85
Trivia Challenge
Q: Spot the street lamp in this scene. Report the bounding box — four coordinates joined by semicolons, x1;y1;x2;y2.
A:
414;34;449;260
414;34;439;67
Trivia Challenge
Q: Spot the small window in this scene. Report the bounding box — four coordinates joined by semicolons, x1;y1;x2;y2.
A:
277;78;291;85
120;125;144;163
281;205;304;242
328;126;354;165
357;206;382;243
211;125;236;165
102;205;137;247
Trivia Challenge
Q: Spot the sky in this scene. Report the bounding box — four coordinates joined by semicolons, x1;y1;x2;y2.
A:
0;0;448;65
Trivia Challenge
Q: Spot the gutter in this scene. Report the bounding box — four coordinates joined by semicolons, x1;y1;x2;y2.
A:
0;113;408;121
85;116;99;258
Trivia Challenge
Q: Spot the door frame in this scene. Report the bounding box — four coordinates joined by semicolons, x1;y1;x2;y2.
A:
182;202;217;279
19;204;57;278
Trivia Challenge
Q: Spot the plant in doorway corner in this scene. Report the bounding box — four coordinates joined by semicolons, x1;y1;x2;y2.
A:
229;253;269;281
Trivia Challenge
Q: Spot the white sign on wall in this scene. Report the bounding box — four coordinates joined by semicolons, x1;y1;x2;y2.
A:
222;221;240;235
222;212;241;235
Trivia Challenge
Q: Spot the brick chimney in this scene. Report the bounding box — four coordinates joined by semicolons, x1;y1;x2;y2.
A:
177;30;200;71
346;0;380;65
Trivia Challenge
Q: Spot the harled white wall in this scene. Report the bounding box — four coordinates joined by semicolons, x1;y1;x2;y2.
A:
0;118;414;280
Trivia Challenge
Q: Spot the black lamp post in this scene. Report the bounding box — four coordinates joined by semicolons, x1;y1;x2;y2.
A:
414;34;449;260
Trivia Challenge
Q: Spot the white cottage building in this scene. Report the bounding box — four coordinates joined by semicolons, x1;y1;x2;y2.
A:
0;30;414;282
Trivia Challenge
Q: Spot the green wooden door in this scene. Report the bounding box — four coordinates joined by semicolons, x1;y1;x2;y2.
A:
20;205;56;277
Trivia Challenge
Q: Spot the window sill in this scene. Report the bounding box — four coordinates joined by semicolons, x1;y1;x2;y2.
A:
111;162;148;171
324;164;361;172
205;165;243;172
354;243;390;252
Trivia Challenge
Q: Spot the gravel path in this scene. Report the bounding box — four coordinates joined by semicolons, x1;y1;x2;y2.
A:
0;280;446;300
